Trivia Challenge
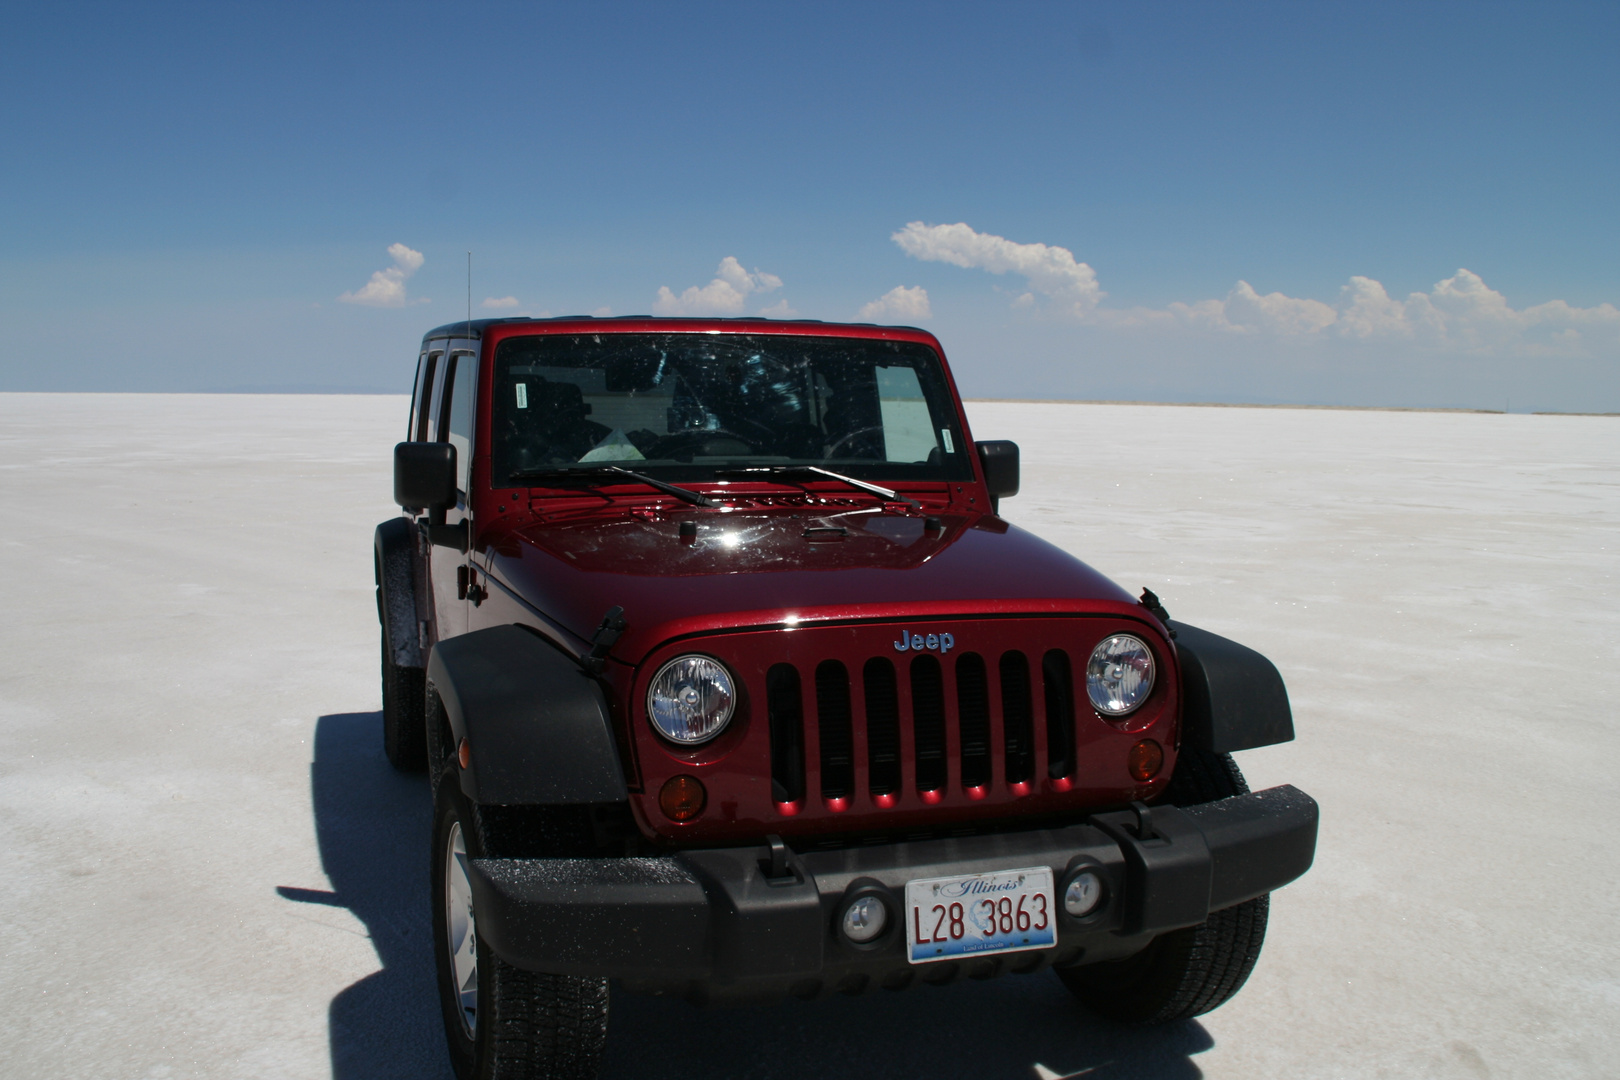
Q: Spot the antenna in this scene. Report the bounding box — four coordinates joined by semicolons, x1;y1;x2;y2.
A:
466;251;472;338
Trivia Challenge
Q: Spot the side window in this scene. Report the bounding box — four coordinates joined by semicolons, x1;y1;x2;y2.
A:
407;352;426;438
442;351;478;492
412;351;442;441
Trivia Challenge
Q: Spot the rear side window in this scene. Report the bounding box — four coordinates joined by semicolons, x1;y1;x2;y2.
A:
442;351;478;492
411;351;442;441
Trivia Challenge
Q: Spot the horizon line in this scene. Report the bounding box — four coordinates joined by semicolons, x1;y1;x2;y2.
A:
0;389;1613;417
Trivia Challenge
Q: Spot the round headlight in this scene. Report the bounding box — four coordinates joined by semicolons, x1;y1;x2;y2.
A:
1086;634;1155;716
647;655;735;745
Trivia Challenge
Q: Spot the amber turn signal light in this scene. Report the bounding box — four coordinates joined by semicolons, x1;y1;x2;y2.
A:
659;774;707;822
458;738;471;770
1128;739;1164;781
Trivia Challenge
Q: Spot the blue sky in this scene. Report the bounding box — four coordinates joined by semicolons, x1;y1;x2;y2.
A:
2;1;1616;410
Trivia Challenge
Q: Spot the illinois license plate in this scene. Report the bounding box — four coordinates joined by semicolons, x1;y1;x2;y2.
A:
904;866;1056;964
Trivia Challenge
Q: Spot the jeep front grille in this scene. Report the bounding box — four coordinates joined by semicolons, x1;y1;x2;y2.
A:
766;648;1080;813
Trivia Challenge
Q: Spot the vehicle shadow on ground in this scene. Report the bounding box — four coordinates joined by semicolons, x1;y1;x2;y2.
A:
277;711;451;1080
605;985;1210;1080
286;711;1211;1080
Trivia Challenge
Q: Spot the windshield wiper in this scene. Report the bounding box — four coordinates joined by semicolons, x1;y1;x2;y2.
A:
715;466;921;509
510;465;721;508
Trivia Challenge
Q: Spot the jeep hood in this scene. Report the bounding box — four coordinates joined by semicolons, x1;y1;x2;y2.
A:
485;507;1142;663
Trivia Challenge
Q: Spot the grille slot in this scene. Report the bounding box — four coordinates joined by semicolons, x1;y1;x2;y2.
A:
815;660;854;801
766;663;805;805
999;650;1035;786
863;658;901;798
956;653;992;789
910;654;948;793
1042;649;1076;780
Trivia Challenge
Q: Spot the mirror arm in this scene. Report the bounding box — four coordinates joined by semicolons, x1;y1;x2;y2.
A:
425;520;469;553
974;440;1021;516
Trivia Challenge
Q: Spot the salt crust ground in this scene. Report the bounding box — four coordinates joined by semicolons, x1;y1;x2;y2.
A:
0;393;1614;1080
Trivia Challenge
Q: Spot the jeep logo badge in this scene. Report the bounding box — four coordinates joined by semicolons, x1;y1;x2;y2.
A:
893;629;955;654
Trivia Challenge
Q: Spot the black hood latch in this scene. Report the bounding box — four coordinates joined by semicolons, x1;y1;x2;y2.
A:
583;605;628;674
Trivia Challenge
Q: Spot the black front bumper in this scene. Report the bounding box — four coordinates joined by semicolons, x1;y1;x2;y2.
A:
468;785;1317;1003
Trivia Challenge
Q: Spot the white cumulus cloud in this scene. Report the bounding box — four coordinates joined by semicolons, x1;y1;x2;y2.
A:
892;222;1102;313
1218;281;1339;335
481;296;520;309
858;285;932;322
756;299;800;319
1389;270;1618;353
1335;276;1413;339
339;243;424;308
653;257;783;316
893;220;1619;358
1161;269;1620;354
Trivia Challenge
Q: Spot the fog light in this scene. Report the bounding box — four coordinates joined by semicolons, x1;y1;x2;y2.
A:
1063;871;1102;917
1128;739;1164;781
658;775;706;822
841;895;888;943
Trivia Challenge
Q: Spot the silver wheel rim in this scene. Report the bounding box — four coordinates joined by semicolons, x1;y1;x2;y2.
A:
444;820;478;1039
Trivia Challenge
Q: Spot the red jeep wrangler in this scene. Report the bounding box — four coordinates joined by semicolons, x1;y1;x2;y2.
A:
374;317;1316;1079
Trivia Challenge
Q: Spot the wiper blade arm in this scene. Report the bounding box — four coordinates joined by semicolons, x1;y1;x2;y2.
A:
716;466;920;509
511;466;721;508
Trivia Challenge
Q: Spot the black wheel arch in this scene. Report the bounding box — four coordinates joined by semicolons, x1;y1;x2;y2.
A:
426;624;629;805
1169;620;1294;755
375;516;423;670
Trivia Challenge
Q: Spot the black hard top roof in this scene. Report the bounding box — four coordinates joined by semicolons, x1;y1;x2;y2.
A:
419;315;923;344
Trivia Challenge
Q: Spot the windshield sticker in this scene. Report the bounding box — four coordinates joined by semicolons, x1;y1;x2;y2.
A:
941;429;954;453
515;383;528;409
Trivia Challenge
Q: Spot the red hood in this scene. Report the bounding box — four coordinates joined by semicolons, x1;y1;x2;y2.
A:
484;503;1141;664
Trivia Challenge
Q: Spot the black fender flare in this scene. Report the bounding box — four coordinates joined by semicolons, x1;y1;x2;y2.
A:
1168;621;1295;754
427;625;629;805
374;517;423;669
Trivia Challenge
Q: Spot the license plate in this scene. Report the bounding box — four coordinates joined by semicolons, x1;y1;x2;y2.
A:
904;866;1057;964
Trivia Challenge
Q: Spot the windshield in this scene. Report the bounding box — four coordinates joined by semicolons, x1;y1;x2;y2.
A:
489;333;972;487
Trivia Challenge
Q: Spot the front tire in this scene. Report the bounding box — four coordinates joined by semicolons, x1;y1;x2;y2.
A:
1056;746;1270;1024
431;764;609;1080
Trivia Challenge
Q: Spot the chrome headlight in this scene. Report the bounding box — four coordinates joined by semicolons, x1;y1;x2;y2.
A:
647;655;736;745
1085;634;1155;716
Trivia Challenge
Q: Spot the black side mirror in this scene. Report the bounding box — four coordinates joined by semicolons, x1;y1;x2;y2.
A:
976;440;1019;513
395;442;456;516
